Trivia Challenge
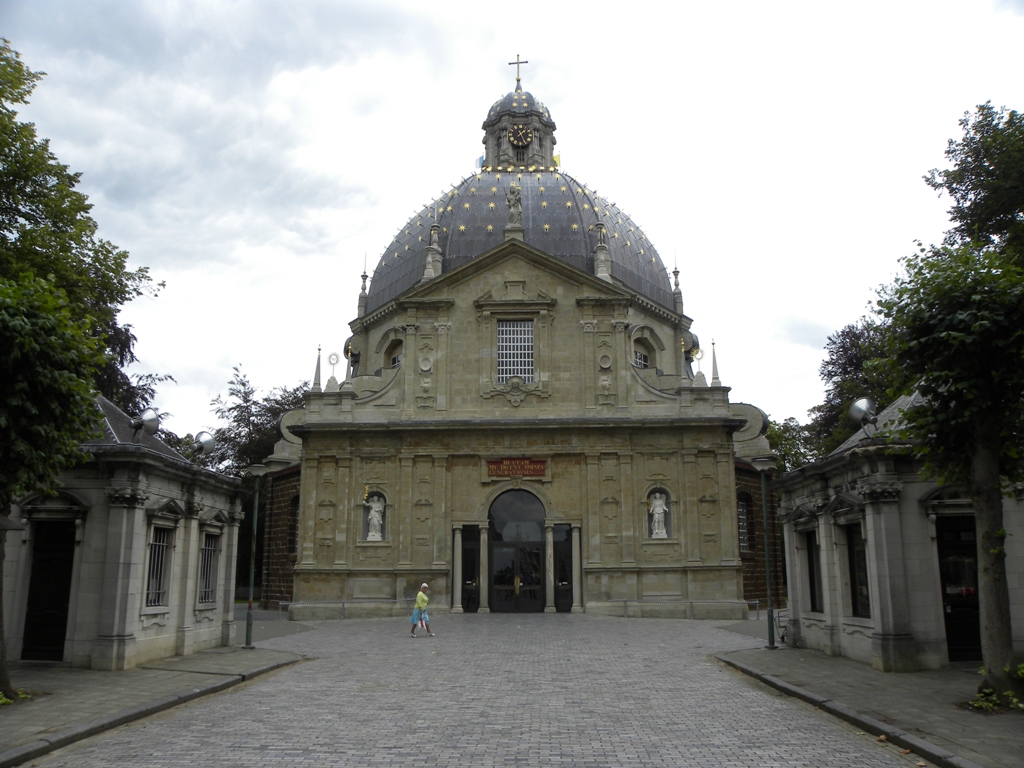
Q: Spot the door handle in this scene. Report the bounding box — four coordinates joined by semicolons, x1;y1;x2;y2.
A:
514;575;520;595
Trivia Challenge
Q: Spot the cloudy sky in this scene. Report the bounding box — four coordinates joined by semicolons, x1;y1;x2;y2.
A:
4;0;1024;436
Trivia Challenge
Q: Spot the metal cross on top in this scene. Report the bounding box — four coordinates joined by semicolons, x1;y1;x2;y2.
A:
508;54;529;85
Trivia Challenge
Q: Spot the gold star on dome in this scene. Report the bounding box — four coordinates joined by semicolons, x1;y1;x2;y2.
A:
529;166;536;171
583;203;590;210
519;166;525;171
488;202;496;209
495;174;502;180
639;249;644;255
459;225;466;232
463;202;470;209
446;206;453;212
543;223;550;231
476;174;482;180
418;236;423;242
588;225;594;231
486;224;493;232
536;174;542;180
548;166;555;171
565;201;573;208
541;201;548;208
560;186;567;192
571;223;579;231
491;186;498;193
651;256;656;263
517;174;522;179
394;251;398;257
613;232;619;238
405;245;410;250
416;220;421;226
576;188;582;194
470;187;476;193
442;227;448;233
539;186;545;193
507;166;514;171
626;240;630;246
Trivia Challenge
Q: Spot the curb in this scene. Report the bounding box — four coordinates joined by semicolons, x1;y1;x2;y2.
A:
0;656;299;768
716;654;986;768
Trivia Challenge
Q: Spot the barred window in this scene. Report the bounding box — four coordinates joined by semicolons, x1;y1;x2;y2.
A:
737;495;753;552
633;350;649;369
146;527;172;607
497;320;534;383
198;533;218;604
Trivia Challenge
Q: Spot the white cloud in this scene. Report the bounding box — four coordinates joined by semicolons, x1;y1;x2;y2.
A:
4;0;1024;433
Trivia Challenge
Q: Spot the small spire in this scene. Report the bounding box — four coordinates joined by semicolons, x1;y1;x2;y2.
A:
312;345;322;392
711;340;721;386
508;54;528;92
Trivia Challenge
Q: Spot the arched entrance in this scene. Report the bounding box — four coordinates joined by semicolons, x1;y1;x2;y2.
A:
489;490;545;612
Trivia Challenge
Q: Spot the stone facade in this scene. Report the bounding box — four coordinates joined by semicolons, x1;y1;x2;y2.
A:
775;395;1024;671
268;78;773;622
2;396;242;670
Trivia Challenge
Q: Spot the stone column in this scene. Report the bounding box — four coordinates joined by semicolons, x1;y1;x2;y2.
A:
544;523;556;613
859;479;917;671
478;526;490;612
451;525;464;613
92;488;149;671
571;524;584;613
175;506;201;656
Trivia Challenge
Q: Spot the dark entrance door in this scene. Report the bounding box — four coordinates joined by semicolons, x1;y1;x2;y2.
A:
936;515;981;662
488;490;546;613
22;520;76;661
492;543;544;612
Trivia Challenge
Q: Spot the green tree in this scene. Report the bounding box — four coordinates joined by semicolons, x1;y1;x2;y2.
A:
0;277;104;698
0;39;162;413
926;103;1024;256
805;317;895;457
878;243;1024;697
207;366;308;476
766;417;813;473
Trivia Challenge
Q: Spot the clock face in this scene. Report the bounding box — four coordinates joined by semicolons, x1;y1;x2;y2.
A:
508;124;533;148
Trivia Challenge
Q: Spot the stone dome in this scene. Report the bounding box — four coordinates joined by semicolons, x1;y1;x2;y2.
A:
364;82;673;314
365;168;673;313
483;89;553;127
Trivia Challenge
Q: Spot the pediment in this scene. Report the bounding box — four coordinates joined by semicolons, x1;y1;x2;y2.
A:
396;239;638;308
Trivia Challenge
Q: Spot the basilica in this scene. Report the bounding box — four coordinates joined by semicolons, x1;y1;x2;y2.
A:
264;72;773;618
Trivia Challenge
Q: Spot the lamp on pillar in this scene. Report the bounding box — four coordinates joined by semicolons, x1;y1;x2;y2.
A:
243;463;270;649
750;454;779;650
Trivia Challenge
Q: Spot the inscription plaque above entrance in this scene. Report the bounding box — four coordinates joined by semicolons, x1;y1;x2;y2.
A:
487;458;546;477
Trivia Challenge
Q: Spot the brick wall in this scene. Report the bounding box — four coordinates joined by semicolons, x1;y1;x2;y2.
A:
260;465;301;609
736;461;787;608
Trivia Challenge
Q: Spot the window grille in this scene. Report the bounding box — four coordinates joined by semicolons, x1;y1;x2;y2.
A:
497;320;534;383
847;524;871;618
198;533;218;604
146;527;171;607
806;529;823;613
391;353;403;368
737;497;751;551
633;350;649;369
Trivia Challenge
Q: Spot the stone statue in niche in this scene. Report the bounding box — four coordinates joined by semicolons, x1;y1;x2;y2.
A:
649;492;668;539
367;496;384;541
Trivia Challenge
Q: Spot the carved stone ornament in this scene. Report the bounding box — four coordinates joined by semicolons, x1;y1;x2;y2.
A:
855;479;904;502
185;500;205;518
498;375;537;407
105;487;150;507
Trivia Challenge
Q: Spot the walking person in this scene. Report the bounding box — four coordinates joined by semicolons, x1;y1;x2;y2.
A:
410;582;435;637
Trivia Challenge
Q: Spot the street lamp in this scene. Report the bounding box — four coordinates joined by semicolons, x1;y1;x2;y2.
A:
750;455;779;650
243;463;270;649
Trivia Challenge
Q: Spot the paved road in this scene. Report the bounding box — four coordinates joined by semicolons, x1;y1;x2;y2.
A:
32;614;933;767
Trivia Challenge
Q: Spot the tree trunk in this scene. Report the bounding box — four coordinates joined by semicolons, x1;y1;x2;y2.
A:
0;521;14;699
971;420;1022;697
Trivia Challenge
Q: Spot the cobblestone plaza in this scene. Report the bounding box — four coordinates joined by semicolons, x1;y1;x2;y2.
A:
30;615;934;767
